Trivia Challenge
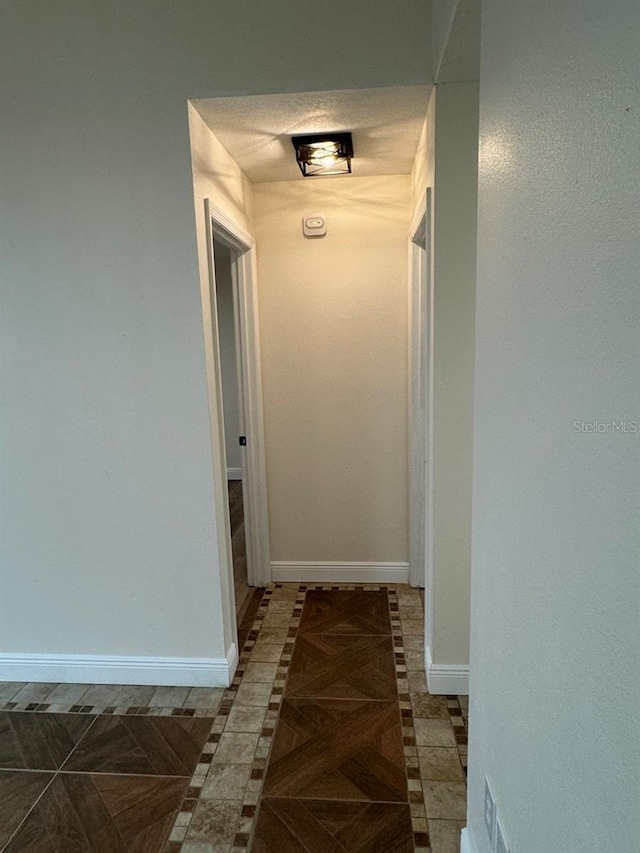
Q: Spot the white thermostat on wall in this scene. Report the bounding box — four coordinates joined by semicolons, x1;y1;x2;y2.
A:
303;213;327;238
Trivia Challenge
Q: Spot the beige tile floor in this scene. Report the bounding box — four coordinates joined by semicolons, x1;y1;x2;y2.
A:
0;681;224;715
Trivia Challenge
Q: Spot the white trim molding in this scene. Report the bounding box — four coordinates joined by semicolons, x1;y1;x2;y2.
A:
0;644;239;688
425;646;469;695
225;642;239;683
270;562;410;584
226;467;243;480
460;827;477;853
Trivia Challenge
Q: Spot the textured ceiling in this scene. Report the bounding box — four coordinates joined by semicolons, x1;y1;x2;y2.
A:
192;86;433;184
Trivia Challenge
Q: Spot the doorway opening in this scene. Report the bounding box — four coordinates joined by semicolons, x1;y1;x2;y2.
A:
211;240;251;620
204;200;271;634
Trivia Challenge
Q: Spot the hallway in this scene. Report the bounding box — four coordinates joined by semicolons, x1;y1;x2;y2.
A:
0;585;466;852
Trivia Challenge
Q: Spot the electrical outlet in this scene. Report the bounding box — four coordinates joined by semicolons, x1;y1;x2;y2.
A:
495;816;510;853
484;778;496;845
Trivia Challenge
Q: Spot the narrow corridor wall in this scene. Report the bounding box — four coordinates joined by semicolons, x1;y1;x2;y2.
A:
253;176;411;571
431;82;478;669
187;104;256;656
467;0;640;850
410;83;479;680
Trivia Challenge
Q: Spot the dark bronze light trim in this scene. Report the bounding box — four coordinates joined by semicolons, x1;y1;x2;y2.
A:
291;132;354;177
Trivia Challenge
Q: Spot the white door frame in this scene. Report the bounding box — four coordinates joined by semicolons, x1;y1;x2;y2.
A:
204;199;271;588
408;190;434;626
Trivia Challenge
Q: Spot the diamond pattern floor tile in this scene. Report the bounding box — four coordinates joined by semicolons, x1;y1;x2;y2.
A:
263;697;407;802
61;715;212;776
251;587;419;852
0;770;53;848
286;633;397;700
0;712;95;770
253;798;414;853
3;773;187;852
298;590;391;636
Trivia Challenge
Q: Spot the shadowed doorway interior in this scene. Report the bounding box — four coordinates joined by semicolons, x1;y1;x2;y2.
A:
213;241;252;620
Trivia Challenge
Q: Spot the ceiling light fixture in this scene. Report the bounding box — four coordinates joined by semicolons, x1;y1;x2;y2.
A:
291;132;354;177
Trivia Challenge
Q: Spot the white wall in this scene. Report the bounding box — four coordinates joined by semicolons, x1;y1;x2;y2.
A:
431;0;460;79
411;83;478;675
214;245;242;473
253;176;411;567
431;82;478;667
187;104;255;659
0;0;431;679
434;0;480;84
467;1;640;851
411;93;435;208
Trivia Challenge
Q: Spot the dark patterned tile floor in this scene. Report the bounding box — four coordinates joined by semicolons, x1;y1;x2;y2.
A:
0;712;212;851
4;773;187;852
286;633;397;700
263;697;407;802
253;588;416;852
0;771;53;849
252;798;415;853
62;715;212;776
297;590;391;636
0;712;93;770
0;584;467;852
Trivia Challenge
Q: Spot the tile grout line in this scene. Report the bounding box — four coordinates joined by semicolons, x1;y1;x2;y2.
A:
55;713;100;774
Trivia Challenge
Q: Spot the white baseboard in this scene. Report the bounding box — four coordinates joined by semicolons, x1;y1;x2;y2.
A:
0;643;238;688
425;646;469;695
460;827;477;853
270;561;410;584
227;467;243;480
